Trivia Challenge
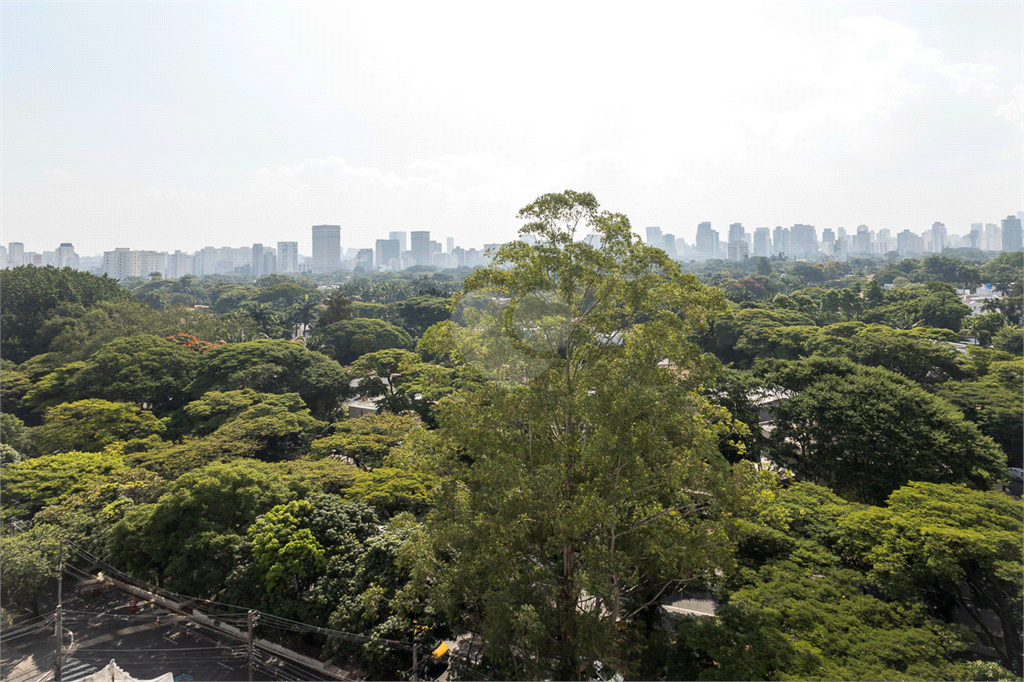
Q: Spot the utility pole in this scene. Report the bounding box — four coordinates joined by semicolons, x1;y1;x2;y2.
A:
54;541;64;682
247;610;255;682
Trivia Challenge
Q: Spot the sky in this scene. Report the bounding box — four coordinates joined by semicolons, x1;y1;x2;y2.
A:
3;1;1022;256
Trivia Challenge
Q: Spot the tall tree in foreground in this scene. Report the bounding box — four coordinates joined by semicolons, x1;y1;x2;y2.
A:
405;191;752;679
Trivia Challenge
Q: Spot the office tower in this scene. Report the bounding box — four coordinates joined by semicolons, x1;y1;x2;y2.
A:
277;242;298;273
312;225;341;272
646;226;662;245
660;233;677;259
8;242;24;268
389;231;407;254
695;222;718;260
263;249;277;276
930;222;947;253
967;223;983;249
356;248;374;271
753;228;772;257
446;237;454;253
984;224;1001;251
772;226;790;256
727;241;749;261
453;246;466;267
55;243;77;269
251;244;265;278
897;230;918;255
0;246;6;269
1002;215;1023;252
431;241;442;255
166;251;190;279
410;231;431;266
376;239;401;269
876;229;893;255
790;224;818;258
819;228;835;257
728;223;745;244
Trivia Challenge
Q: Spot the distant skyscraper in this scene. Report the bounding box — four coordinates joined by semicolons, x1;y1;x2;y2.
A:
728;223;745;244
930;222;947;253
389;231;407;254
410;231;431;266
1002;215;1022;252
251;244;265;278
753;228;772;257
356;248;374;271
312;225;341;272
897;230;918;255
695;222;718;260
446;237;454;253
7;242;24;268
376;239;401;269
968;223;984;250
820;228;835;257
646;226;662;245
985;223;1001;251
662;234;677;259
772;227;789;256
55;243;77;269
277;242;298;273
790;224;818;258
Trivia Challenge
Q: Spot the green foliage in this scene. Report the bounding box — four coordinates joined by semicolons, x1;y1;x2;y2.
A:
107;459;302;595
764;358;1005;504
308;413;420;468
990;325;1023;355
186;339;350;420
0;266;132;363
317;291;355;328
805;323;969;384
388;295;451;336
840;482;1023;670
710;307;818;365
0;523;65;614
343;468;437;518
168;389;312;438
350;349;477;425
248;499;326;596
23;335;200;416
937;373;1023;466
2;449;126;519
35;400;165;454
315;318;414;365
411;191;743;678
0;412;36;457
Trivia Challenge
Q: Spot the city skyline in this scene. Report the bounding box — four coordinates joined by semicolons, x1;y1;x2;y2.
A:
3;1;1020;255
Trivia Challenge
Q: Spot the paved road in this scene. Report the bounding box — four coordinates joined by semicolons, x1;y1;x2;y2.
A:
1;573;334;682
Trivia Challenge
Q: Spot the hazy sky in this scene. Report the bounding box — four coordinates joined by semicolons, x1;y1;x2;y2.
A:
3;1;1021;256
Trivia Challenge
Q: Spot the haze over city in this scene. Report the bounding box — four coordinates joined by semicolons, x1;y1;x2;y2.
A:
3;1;1021;256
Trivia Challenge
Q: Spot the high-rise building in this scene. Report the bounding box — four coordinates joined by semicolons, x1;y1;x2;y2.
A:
251;244;265;278
1002;215;1023;252
753;228;772;257
930;222;947;253
695;222;718;260
389;231;407;254
446;237;454;253
376;239;401;269
56;243;78;269
968;224;984;250
876;229;893;255
7;242;24;268
985;224;1001;251
662;234;677;259
102;248;165;280
277;242;298;273
166;251;190;279
356;248;374;271
790;224;818;258
312;225;341;272
728;223;745;244
410;231;431;266
772;226;790;257
646;226;662;245
897;230;918;255
820;229;836;257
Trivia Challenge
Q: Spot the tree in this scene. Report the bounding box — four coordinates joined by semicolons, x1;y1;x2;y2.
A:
317;291;355;328
35;400;165;454
0;412;36;457
185;339;350;420
23;335;199;416
167;389;312;438
308;412;420;469
0;266;131;363
0;524;64;614
991;325;1023;355
839;482;1023;671
342;468;438;518
407;191;747;678
107;460;305;595
2;450;126;519
764;358;1004;505
314;318;414;365
389;295;451;336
